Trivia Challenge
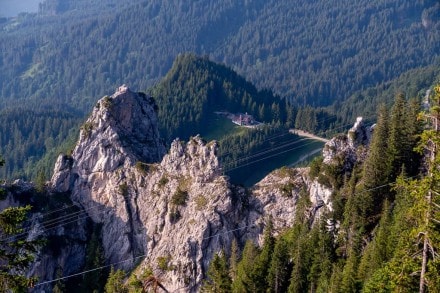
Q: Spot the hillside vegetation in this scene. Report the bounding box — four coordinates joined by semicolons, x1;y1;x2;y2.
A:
0;0;438;179
199;86;440;293
0;0;438;109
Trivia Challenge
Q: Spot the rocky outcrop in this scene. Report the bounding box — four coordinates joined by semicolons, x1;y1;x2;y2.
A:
51;86;167;270
322;116;373;171
0;181;89;293
52;85;166;194
46;86;365;292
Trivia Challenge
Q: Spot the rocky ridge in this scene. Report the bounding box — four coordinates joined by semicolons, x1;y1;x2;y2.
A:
48;86;338;291
322;116;373;172
1;86;370;292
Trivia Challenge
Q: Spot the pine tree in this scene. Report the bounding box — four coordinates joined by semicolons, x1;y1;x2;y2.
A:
231;240;259;293
368;85;440;292
360;104;390;219
287;222;314;293
358;201;393;284
35;169;46;193
249;220;274;290
308;219;335;293
104;267;127;293
202;251;232;292
229;238;239;281
267;237;290;293
411;84;440;293
403;98;423;176
0;205;40;291
0;158;40;291
81;224;107;292
387;93;407;180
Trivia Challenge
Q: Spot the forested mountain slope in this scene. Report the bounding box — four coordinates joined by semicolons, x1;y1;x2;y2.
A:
0;0;439;179
0;0;438;110
0;107;81;179
199;86;440;293
150;54;291;142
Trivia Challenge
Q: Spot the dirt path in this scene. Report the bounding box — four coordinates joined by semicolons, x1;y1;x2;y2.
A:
289;129;330;143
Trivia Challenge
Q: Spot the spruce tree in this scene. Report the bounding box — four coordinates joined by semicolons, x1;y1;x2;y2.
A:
81;224;107;292
309;218;335;293
267;237;290;293
231;240;259;293
411;84;440;293
249;220;274;290
104;267;127;293
387;93;407;180
229;239;239;281
357;201;393;284
0;158;40;291
360;104;390;219
202;251;232;292
0;205;40;291
403;98;423;176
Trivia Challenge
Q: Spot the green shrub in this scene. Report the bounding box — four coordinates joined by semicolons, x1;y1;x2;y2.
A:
81;122;93;138
309;156;323;178
157;255;172;271
158;176;168;187
119;183;129;197
169;207;181;223
280;183;295;197
135;161;149;175
0;188;7;200
102;96;113;108
277;166;296;178
171;188;188;206
195;195;208;210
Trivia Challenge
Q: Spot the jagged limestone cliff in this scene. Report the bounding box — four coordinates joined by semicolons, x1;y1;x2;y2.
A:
45;86;371;291
322;116;373;172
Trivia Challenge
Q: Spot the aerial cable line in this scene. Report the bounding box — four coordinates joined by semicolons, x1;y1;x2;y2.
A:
32;224;256;288
223;138;324;172
221;137;312;169
0;192;136;243
222;120;376;172
31;173;420;288
221;136;310;161
2;122;359;241
3;118;377;242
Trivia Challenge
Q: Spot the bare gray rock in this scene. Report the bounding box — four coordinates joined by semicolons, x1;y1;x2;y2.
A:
47;86;364;292
322;116;373;171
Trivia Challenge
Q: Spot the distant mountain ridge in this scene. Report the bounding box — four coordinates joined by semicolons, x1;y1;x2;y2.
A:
150;54;287;142
0;0;438;109
0;0;439;179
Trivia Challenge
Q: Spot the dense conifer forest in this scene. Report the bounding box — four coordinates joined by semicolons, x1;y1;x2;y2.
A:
99;86;440;292
0;0;439;179
0;1;439;290
196;86;440;292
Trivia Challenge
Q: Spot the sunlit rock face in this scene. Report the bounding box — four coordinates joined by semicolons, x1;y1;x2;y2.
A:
322;116;373;172
47;87;365;291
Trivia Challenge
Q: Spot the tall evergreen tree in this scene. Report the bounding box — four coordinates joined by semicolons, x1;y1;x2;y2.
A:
387;93;407;179
231;240;260;293
357;201;393;284
360;104;390;220
229;239;239;282
308;218;335;293
249;220;274;290
411;84;440;293
267;237;290;293
104;267;127;293
202;251;232;293
81;224;107;292
0;158;40;291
